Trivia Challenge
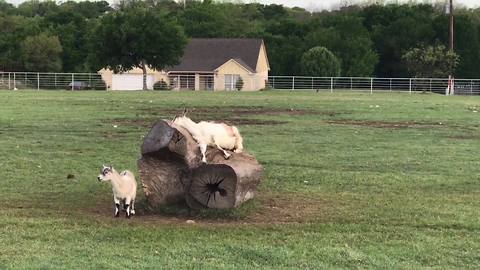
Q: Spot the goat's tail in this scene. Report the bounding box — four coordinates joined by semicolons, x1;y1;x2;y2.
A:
232;126;244;153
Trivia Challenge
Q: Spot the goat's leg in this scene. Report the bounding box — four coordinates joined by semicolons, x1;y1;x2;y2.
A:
199;142;208;163
124;197;132;218
113;197;120;218
214;140;231;159
130;199;136;215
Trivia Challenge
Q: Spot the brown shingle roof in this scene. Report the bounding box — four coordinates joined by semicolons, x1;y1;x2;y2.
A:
168;38;263;73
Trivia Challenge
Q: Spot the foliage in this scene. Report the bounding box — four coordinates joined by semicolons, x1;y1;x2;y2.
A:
235;76;244;90
301;46;341;77
153;79;169;90
90;5;186;89
402;44;459;78
1;1;480;78
306;15;378;76
21;33;63;72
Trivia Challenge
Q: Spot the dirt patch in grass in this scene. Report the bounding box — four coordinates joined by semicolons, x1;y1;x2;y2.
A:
86;192;332;225
109;117;286;128
327;120;446;129
141;106;342;117
446;134;480;140
244;192;332;224
105;106;344;129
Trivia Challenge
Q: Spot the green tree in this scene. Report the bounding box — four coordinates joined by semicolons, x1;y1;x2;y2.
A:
179;1;228;38
0;15;41;71
90;6;187;90
362;4;437;77
301;46;341;77
306;15;378;76
21;33;63;72
43;10;91;72
0;0;15;15
402;44;459;78
17;0;59;17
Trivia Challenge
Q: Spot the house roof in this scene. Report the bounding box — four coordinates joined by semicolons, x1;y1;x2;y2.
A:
168;38;263;73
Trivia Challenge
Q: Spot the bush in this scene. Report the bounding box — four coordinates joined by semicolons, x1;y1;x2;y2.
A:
301;46;341;77
153;79;169;90
235;77;244;91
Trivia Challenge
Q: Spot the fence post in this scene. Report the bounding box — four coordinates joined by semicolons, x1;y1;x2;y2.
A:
311;77;313;90
292;77;295;90
37;73;40;90
8;72;11;90
55;73;57;89
71;73;74;91
272;77;275;89
470;79;473;95
350;77;353;90
429;79;432;92
330;77;333;93
370;77;373;94
409;78;412;94
13;72;16;89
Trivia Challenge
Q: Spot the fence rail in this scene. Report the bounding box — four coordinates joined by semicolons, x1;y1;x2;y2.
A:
267;76;480;95
0;72;105;90
1;72;480;95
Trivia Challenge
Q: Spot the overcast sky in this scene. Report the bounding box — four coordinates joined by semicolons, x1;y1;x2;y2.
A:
5;0;480;11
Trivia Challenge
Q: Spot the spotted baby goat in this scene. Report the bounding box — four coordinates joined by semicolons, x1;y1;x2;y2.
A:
97;165;137;218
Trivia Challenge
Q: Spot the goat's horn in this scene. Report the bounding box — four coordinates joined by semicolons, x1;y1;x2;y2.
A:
182;108;187;116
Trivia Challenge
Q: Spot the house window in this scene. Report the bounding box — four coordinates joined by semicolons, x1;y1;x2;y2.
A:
199;75;214;90
225;74;240;91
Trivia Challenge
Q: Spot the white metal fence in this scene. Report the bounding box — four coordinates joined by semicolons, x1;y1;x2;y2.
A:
1;72;480;95
267;76;480;95
0;72;106;90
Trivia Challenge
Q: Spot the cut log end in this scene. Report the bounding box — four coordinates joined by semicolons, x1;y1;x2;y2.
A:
186;164;237;209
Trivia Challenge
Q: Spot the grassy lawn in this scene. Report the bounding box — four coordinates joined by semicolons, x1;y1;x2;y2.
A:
0;90;479;269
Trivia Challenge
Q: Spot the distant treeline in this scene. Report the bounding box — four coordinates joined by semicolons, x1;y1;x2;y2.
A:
1;0;479;78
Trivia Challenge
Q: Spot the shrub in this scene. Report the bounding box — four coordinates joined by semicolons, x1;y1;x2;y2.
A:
235;77;244;91
153;79;169;90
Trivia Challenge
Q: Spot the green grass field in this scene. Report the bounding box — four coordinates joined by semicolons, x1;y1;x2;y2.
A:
0;90;479;269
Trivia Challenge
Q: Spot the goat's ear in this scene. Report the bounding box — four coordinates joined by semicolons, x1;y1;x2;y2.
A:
172;115;177;122
109;165;113;171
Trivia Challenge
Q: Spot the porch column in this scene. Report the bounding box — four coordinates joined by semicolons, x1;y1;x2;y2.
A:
195;74;200;91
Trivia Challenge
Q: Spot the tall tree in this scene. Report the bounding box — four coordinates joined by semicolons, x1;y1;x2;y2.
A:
306;15;378;76
90;6;187;90
0;15;41;71
21;33;63;72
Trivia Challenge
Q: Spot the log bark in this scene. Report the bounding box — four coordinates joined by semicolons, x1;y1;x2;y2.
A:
138;119;263;209
138;120;201;207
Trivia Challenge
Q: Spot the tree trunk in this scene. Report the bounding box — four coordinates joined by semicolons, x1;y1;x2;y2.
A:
138;120;263;209
141;60;148;90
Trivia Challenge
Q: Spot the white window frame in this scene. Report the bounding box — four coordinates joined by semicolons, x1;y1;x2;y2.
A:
225;74;240;91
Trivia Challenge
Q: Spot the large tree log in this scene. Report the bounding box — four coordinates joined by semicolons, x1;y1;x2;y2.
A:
138;120;201;207
138;119;263;209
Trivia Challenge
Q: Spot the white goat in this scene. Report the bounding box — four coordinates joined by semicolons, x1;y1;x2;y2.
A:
97;165;137;218
172;111;244;163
